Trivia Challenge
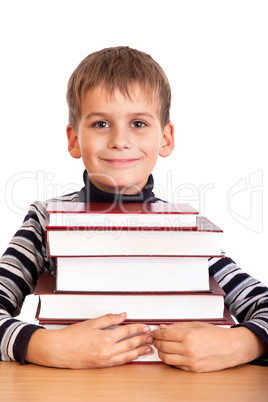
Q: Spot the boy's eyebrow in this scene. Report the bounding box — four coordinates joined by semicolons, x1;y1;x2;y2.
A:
84;112;110;120
84;112;155;121
129;112;155;120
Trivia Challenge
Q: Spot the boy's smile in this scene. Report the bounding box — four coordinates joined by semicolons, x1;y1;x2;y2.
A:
67;85;174;194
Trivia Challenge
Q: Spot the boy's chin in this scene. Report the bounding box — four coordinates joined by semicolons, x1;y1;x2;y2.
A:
94;181;146;195
89;172;149;195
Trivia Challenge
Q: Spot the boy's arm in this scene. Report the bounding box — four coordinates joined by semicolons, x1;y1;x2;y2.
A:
152;257;268;372
209;256;268;365
0;201;52;363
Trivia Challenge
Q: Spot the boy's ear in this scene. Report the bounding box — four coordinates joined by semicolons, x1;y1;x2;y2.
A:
159;122;175;158
66;124;82;159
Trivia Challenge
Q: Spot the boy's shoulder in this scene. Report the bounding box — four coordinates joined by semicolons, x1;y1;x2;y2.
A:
45;191;80;205
34;191;80;208
26;191;80;221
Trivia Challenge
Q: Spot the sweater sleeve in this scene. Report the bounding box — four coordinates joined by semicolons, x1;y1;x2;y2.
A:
209;256;268;366
0;201;54;364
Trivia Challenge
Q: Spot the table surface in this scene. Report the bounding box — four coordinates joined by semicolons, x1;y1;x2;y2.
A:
1;362;268;402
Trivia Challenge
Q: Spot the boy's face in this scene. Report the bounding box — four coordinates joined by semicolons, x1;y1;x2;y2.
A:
67;85;174;194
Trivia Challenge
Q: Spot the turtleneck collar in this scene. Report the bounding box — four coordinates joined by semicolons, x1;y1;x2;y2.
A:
79;170;161;203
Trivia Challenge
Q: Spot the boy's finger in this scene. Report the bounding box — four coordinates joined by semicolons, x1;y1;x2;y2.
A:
162;321;204;329
112;332;154;356
87;312;128;329
102;344;154;367
109;322;151;342
87;313;151;336
152;328;185;342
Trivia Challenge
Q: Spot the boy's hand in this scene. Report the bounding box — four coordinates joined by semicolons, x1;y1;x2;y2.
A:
152;322;268;372
26;313;153;369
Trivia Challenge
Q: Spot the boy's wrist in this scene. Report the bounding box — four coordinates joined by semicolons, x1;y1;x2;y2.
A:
230;327;268;365
25;328;62;367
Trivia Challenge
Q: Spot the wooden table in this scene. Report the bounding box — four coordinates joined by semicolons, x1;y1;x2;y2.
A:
0;362;267;401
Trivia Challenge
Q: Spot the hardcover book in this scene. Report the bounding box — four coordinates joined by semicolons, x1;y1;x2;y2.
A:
35;274;225;321
46;201;199;229
46;216;223;257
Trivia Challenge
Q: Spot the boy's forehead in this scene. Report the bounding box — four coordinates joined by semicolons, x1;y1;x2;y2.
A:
84;83;158;106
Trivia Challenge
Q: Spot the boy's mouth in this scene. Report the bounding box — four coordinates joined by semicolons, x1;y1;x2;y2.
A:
102;158;140;167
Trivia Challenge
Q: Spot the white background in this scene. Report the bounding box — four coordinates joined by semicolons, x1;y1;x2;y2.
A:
0;1;267;323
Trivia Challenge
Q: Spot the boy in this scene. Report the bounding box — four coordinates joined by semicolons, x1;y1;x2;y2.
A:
0;47;267;371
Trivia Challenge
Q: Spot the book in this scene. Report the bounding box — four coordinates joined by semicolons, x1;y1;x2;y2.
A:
46;201;199;229
46;216;223;257
37;309;236;363
55;256;210;292
35;274;225;321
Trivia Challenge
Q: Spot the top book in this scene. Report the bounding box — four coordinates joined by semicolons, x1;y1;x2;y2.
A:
46;201;199;229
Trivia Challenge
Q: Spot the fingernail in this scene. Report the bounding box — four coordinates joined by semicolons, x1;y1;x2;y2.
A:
143;326;150;333
146;336;153;344
160;324;168;328
118;312;126;317
145;347;153;354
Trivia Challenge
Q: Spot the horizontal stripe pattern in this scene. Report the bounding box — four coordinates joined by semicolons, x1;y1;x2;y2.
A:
209;257;268;365
0;194;78;363
0;194;267;365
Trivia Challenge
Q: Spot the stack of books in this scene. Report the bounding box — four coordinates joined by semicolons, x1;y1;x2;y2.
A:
34;201;235;362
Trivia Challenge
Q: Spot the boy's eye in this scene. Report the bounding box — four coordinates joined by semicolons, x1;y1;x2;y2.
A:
131;121;147;129
93;121;109;128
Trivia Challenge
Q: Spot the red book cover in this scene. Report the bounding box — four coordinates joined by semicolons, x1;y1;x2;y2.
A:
45;201;199;230
46;201;199;215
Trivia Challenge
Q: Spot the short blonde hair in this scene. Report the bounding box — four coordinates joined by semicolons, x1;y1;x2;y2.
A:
67;46;171;130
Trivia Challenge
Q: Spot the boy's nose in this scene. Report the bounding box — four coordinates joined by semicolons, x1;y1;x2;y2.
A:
107;128;132;150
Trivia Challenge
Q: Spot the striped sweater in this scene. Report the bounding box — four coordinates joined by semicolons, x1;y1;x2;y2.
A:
1;181;268;365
